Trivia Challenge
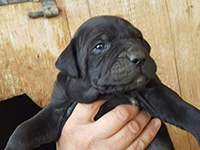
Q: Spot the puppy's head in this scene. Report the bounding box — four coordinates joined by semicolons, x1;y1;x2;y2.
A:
56;16;157;94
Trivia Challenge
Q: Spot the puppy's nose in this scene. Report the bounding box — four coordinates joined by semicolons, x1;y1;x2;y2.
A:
128;51;146;67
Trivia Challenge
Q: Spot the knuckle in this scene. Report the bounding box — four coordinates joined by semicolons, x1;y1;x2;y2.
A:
87;135;96;145
78;140;92;150
127;120;140;134
64;126;76;137
114;105;131;121
104;143;116;150
82;140;93;150
146;128;155;138
133;139;146;150
140;130;154;145
77;133;97;150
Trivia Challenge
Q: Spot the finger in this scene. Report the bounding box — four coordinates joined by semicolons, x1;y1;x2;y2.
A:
125;118;161;150
92;104;140;138
68;100;106;124
106;110;152;150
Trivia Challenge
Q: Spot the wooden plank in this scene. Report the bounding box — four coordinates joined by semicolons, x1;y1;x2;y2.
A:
166;0;200;149
0;0;199;149
0;1;71;107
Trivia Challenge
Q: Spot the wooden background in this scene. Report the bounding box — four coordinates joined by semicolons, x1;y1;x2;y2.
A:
0;0;200;149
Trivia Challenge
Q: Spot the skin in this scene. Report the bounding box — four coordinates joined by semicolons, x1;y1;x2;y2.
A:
56;100;161;150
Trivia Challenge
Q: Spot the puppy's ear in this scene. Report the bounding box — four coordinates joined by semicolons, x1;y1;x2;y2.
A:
56;40;79;78
143;39;151;53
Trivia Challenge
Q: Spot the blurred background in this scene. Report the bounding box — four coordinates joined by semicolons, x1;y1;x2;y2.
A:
0;0;200;149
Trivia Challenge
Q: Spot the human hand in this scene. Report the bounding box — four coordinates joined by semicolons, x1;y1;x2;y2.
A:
56;101;161;150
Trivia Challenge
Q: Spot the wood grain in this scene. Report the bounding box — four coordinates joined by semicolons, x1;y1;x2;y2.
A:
0;0;199;149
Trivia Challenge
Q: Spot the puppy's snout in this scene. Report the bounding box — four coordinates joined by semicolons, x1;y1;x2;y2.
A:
130;56;146;66
128;50;146;67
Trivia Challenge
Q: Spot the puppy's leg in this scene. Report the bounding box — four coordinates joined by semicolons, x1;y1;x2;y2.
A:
146;123;174;150
136;75;200;146
5;101;74;150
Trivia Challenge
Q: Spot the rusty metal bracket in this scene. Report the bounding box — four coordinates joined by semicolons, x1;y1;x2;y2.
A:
28;0;59;18
0;0;59;18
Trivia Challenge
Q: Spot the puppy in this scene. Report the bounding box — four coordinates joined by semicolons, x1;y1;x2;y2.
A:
5;16;200;150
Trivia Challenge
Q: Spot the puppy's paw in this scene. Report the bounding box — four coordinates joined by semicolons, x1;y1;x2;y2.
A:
5;147;26;150
4;144;28;150
5;140;29;150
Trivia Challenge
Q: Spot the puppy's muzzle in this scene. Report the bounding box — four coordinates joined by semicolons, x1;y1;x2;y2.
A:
119;45;147;67
127;48;146;67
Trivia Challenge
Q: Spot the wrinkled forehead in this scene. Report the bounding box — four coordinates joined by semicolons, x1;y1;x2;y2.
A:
73;16;142;40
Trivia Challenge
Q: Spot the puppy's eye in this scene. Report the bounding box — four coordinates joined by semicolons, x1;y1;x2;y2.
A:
94;43;107;51
136;36;143;43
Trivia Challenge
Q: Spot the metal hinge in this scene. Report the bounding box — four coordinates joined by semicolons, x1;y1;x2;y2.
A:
0;0;59;18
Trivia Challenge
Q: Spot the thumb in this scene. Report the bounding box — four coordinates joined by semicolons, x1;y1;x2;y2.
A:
67;100;106;124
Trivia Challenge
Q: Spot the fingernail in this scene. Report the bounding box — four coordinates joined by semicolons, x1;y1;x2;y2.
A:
153;119;161;127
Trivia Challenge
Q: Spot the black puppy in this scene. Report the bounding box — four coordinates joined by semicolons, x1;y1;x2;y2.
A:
5;16;200;150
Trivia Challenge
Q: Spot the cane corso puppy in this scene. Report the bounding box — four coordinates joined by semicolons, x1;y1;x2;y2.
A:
5;16;200;150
